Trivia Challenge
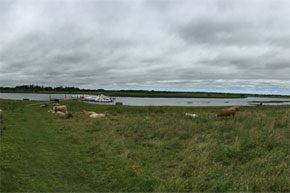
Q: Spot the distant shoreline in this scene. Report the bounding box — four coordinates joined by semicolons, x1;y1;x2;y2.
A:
0;91;245;98
1;90;290;99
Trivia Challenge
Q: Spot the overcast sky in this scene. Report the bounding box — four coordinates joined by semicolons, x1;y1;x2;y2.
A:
0;0;289;94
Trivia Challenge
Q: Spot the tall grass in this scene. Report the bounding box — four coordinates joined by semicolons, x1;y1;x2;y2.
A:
0;99;289;192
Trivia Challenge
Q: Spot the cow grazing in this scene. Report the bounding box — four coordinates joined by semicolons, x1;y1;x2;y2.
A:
185;113;198;118
233;106;240;112
40;104;48;108
216;106;240;118
53;105;67;113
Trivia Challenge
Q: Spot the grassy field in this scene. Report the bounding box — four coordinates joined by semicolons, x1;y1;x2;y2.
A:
0;99;289;192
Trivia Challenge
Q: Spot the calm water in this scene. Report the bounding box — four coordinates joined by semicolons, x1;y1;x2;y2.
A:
1;93;290;106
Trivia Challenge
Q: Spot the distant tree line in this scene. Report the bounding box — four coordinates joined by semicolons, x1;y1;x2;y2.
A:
0;85;82;92
0;85;229;94
0;85;289;98
0;85;119;93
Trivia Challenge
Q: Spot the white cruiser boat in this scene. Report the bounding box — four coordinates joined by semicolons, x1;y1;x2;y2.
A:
72;94;114;103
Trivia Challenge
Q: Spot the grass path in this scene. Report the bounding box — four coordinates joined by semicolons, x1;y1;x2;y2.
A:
1;102;96;191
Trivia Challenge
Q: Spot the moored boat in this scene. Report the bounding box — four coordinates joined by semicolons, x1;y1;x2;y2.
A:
79;94;115;102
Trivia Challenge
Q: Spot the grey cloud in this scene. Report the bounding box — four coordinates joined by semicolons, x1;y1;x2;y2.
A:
177;17;289;49
194;51;290;80
265;60;290;70
0;0;289;95
178;18;251;45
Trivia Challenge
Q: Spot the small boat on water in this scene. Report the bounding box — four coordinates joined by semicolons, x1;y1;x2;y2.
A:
71;95;87;100
72;94;115;103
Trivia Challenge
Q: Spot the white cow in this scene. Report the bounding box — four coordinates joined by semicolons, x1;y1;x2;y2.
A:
89;112;109;118
185;113;198;118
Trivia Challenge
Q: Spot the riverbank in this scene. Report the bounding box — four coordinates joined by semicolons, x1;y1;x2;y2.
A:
1;99;289;192
1;90;247;98
2;89;290;99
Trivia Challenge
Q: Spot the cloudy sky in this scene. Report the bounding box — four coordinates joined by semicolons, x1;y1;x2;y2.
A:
0;0;289;95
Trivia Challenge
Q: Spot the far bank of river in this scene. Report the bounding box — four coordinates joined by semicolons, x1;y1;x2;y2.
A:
1;93;290;106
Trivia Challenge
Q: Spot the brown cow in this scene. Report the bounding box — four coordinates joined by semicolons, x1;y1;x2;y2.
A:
216;106;240;118
0;108;2;120
53;105;67;113
55;111;73;119
65;113;73;119
82;110;96;116
48;109;55;114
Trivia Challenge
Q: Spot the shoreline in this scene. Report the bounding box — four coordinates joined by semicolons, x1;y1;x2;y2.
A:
0;91;246;98
1;91;290;99
1;98;290;107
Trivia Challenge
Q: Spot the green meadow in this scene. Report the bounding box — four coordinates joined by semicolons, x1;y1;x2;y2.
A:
0;99;289;192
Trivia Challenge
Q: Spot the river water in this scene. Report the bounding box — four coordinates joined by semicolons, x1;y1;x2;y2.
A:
0;93;290;106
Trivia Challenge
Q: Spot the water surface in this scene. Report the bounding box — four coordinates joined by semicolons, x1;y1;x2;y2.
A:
1;93;290;106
